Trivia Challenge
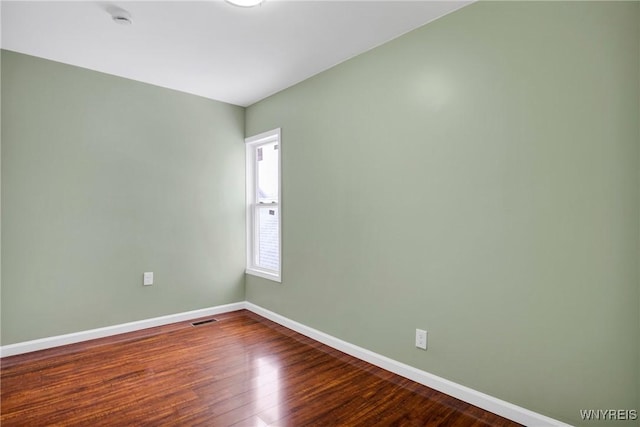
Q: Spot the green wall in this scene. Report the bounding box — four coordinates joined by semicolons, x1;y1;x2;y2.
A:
245;2;640;425
1;50;246;344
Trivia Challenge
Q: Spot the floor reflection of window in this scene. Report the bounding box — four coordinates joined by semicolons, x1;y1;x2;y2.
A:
254;356;281;424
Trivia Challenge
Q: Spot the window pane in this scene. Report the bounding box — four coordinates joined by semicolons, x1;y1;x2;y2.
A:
256;206;279;270
257;142;279;203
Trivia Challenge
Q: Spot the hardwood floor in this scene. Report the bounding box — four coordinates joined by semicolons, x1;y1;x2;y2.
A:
1;310;521;426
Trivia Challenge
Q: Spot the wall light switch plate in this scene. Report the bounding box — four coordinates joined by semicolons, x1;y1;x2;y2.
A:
143;272;154;286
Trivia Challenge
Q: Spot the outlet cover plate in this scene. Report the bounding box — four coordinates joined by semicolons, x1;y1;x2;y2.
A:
143;272;154;286
415;329;427;350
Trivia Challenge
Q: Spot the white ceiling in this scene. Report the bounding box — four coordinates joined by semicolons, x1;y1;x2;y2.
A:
1;1;470;107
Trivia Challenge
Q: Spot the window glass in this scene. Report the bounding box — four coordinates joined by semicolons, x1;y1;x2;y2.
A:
257;206;279;270
257;142;279;203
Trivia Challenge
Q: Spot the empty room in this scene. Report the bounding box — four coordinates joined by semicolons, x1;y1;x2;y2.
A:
1;1;638;426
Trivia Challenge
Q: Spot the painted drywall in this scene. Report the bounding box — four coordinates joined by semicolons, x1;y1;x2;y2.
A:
0;30;2;344
1;50;246;345
245;2;640;425
0;30;3;344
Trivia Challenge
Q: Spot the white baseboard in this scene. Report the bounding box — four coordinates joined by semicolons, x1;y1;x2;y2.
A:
1;300;570;426
244;302;571;427
0;302;246;358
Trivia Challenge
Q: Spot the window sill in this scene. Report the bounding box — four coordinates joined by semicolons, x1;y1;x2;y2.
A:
245;268;281;283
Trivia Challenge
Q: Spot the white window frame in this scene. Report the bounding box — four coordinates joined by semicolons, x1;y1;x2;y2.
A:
245;128;282;283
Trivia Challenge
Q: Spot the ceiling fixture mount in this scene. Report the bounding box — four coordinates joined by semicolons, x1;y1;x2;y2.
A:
112;11;132;25
107;6;132;25
225;0;264;8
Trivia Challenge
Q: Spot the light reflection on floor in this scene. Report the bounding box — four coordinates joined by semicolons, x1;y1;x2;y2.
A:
253;355;281;425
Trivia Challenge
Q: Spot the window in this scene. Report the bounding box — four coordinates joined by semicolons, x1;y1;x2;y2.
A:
245;128;281;282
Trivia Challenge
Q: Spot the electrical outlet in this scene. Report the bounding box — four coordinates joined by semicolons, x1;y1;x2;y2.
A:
415;329;427;350
143;272;154;286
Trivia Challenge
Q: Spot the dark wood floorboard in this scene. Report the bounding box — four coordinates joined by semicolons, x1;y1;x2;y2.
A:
1;310;522;426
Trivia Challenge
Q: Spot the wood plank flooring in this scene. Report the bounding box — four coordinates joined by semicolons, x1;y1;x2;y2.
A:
1;310;522;426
